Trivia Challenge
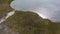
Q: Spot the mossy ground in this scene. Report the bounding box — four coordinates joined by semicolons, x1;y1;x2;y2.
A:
5;11;60;34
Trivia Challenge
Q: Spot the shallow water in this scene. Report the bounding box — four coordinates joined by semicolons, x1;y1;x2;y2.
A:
0;10;15;23
10;0;60;22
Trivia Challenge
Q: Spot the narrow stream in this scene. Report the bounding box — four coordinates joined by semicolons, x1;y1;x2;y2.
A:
0;10;15;23
0;10;18;34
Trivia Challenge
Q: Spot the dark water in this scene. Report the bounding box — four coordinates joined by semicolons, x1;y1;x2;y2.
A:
10;0;60;22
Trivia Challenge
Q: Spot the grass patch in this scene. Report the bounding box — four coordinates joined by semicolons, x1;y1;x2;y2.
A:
0;0;13;16
5;11;51;34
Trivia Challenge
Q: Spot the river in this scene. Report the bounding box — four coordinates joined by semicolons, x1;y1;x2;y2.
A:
10;0;60;22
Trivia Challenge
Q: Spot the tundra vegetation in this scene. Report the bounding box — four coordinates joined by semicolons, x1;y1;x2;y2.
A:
0;0;12;16
0;0;60;34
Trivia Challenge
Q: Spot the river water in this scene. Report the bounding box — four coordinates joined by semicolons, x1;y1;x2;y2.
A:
10;0;60;22
0;10;15;23
0;10;16;34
